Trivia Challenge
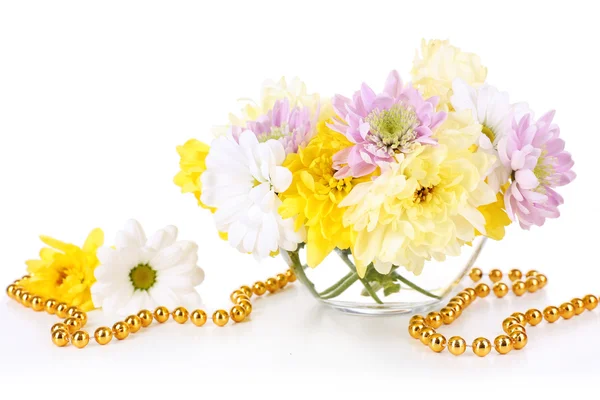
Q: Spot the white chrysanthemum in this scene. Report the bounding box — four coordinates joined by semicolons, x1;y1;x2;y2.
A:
201;130;304;259
91;220;204;315
451;78;531;191
340;111;497;276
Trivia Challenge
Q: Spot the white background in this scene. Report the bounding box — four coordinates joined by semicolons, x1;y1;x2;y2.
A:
0;0;598;397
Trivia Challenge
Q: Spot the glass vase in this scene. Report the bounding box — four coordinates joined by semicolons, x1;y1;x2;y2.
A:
281;237;486;315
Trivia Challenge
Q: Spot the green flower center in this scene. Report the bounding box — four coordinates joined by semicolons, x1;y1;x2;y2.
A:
259;124;289;142
481;125;496;144
366;105;419;154
533;149;555;191
129;264;157;291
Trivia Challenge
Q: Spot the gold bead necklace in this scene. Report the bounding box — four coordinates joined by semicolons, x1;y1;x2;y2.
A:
409;268;599;356
5;269;297;349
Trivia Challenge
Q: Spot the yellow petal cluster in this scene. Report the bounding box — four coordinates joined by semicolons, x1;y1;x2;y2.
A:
22;229;104;311
340;111;497;277
279;120;370;267
411;39;487;111
174;139;212;209
477;185;511;241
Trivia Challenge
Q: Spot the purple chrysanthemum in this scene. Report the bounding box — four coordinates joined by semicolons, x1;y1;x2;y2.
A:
498;111;575;229
330;70;446;178
230;98;314;154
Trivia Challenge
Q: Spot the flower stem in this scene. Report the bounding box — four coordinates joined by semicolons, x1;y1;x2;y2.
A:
320;274;359;299
319;271;356;297
391;271;442;300
285;250;320;299
334;248;384;305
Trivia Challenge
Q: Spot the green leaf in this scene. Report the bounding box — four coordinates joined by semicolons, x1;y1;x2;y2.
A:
358;264;402;297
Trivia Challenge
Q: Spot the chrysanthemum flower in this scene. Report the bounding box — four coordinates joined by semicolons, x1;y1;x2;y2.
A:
412;39;487;110
330;70;446;178
279;120;373;267
91;220;204;315
498;112;575;229
340;111;497;276
201;130;304;259
23;228;104;311
174;139;211;209
230;98;315;154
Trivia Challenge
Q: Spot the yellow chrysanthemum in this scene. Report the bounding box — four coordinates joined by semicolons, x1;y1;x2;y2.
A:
22;229;104;311
279;121;370;267
477;185;512;240
340;111;497;277
174;139;211;209
411;39;487;111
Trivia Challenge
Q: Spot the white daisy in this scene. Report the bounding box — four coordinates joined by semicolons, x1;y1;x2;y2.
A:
450;78;530;191
91;220;204;316
201;130;304;259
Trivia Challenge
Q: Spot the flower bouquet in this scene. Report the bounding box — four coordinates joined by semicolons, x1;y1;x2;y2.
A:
175;39;575;314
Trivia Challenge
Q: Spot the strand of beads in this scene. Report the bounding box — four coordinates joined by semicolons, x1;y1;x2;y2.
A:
408;269;599;357
5;269;296;349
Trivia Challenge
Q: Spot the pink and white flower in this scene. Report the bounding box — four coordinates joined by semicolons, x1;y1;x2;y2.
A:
498;111;575;229
330;70;446;178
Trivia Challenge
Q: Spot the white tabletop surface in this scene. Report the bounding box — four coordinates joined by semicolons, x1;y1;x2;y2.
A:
1;0;598;396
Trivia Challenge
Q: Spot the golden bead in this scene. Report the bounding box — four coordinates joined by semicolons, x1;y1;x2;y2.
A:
20;291;32;307
512;281;527;296
536;274;547;288
71;330;90;349
13;287;24;299
51;323;69;334
448;336;466;356
543;306;560;323
265;278;279;293
408;322;425;339
472;337;492;357
419;327;436;345
230;305;246;323
469;267;483;282
137;310;154;327
153;306;170;323
489;269;503;283
510;332;528;350
525;309;543;326
239;286;253;298
230;290;245;302
446;302;462;316
525;277;540;293
474;283;490;298
508;269;522;281
191;310;208;327
239;299;252;315
56;303;69;318
172;307;189;324
252;282;267;296
507;324;526;335
465;288;476;299
571;298;586;315
276;273;288;289
425;312;443;329
212;310;229;327
457;291;472;305
440;307;456;325
235;295;250;305
125;315;143;332
94;327;113;345
44;299;58;315
51;329;70;347
113;322;130;340
450;297;466;308
31;295;45;311
428;333;446;353
494;335;513;355
63;317;81;334
66;306;79;317
493;282;508;298
502;317;520;333
409;315;425;325
525;270;538;277
511;312;526;325
583;294;598;311
559;302;575;319
72;311;88;326
285;269;296;283
6;284;18;299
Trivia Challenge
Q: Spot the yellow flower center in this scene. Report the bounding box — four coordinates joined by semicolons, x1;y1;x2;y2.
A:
413;185;435;204
129;264;157;291
481;125;495;144
313;155;353;196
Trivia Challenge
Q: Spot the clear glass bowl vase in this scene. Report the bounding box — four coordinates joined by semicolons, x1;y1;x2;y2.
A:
281;237;486;315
